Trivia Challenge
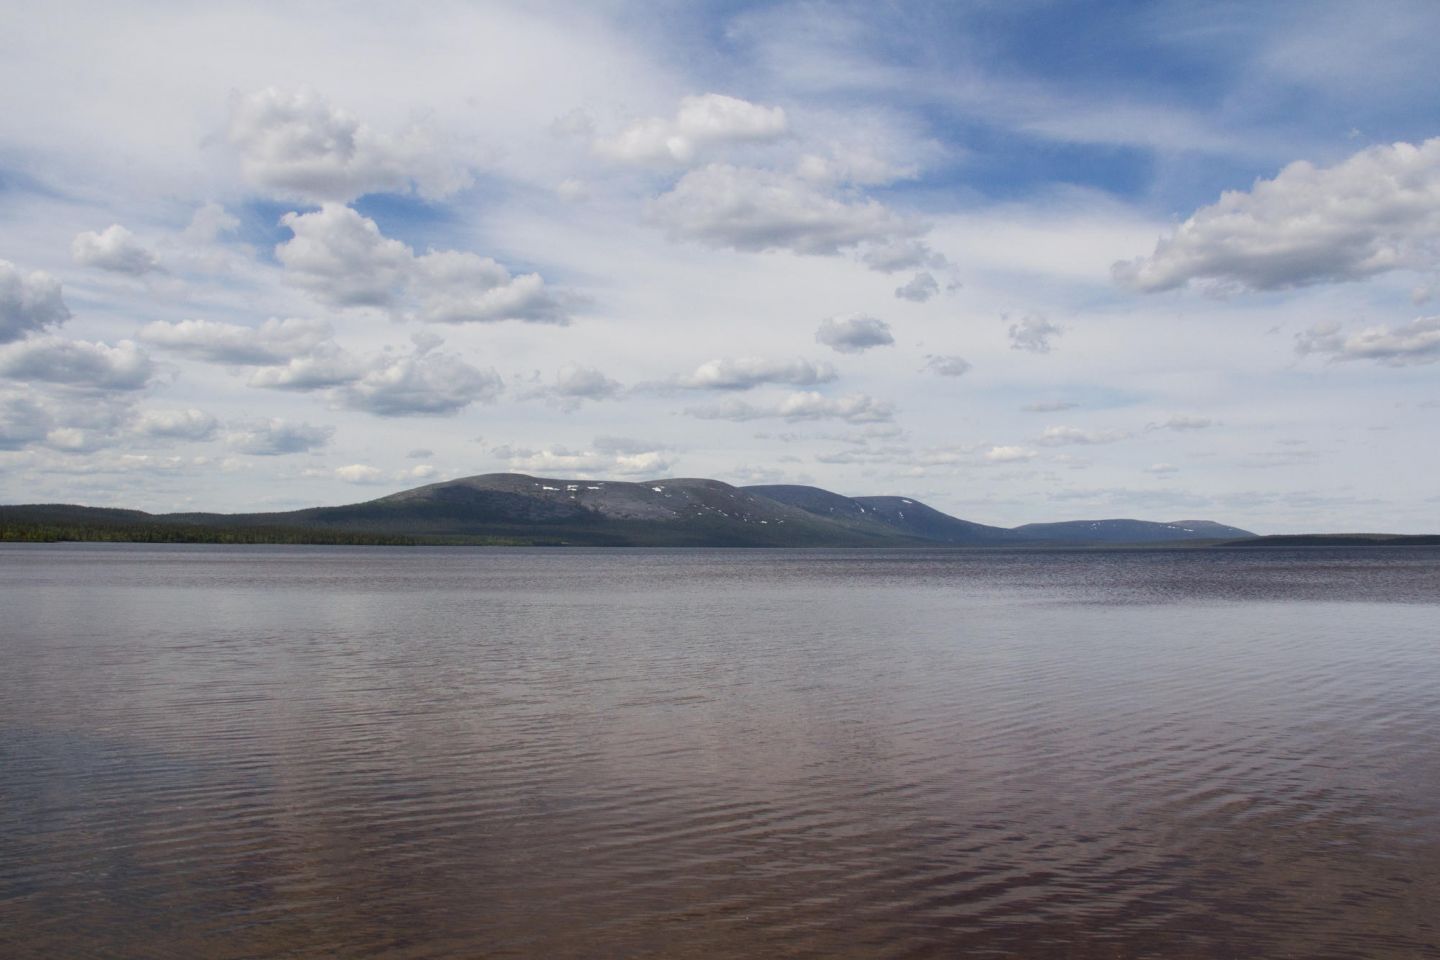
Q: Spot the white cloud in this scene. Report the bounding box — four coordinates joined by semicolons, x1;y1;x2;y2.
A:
494;443;676;478
0;260;70;344
277;205;571;323
0;337;154;391
72;224;160;275
1148;414;1216;432
227;87;467;203
924;354;972;377
43;426;112;453
337;350;502;417
184;202;241;244
276;204;412;308
403;463;438;481
1295;316;1440;366
139;317;333;365
861;238;944;273
226;418;333;456
894;271;939;302
1146;463;1179;475
676;356;837;390
815;314;893;354
218;333;503;417
246;348;366;391
335;463;386;484
1008;315;1063;354
983;445;1037;463
650;164;920;256
595;93;787;165
1021;400;1079;413
1115;138;1440;293
0;391;52;450
520;364;624;412
688;390;894;424
415;255;570;325
1036;425;1130;446
547;363;622;409
132;408;218;441
794;143;920;189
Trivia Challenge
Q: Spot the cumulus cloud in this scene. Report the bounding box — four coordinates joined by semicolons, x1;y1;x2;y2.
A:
226;418;333;455
228;87;466;203
1036;425;1130;446
544;364;623;410
415;251;570;325
494;441;676;477
1115;138;1440;293
277;204;412;308
1008;315;1063;354
1295;316;1440;366
139;317;333;365
336;349;502;417
1;260;70;343
895;271;939;302
522;364;623;411
220;331;502;418
595;93;787;165
688;390;894;424
276;205;571;323
131;408;218;441
246;348;366;391
650;164;920;256
815;314;894;354
676;356;837;390
924;354;971;377
0;337;154;391
335;463;386;484
72;225;160;274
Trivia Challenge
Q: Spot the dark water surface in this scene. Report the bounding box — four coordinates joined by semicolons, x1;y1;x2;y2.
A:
2;544;1439;959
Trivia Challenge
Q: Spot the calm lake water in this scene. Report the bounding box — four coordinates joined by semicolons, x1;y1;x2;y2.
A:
2;543;1439;959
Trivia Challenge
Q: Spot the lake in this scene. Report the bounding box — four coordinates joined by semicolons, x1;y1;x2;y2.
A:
2;544;1438;958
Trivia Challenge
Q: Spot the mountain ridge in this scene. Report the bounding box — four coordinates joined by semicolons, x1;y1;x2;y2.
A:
0;472;1262;547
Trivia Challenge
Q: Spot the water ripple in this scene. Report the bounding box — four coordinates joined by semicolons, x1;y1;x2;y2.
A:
2;544;1439;958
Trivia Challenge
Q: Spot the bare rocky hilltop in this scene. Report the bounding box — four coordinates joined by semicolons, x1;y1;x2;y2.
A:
2;472;1260;547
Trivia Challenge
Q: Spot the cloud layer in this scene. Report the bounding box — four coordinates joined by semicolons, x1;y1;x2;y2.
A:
1;4;1437;533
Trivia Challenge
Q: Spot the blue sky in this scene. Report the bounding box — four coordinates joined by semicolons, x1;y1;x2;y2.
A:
0;0;1437;532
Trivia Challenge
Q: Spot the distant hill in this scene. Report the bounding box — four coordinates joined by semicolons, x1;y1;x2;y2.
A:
1222;533;1440;547
743;484;1023;545
2;473;1259;547
1011;518;1256;544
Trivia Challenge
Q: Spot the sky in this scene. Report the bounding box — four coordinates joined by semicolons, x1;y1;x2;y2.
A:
1;0;1437;533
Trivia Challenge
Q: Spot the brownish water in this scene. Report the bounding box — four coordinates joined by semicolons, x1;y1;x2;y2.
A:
2;544;1438;958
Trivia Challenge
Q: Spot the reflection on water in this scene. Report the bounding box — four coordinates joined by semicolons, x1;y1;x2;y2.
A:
2;544;1439;959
